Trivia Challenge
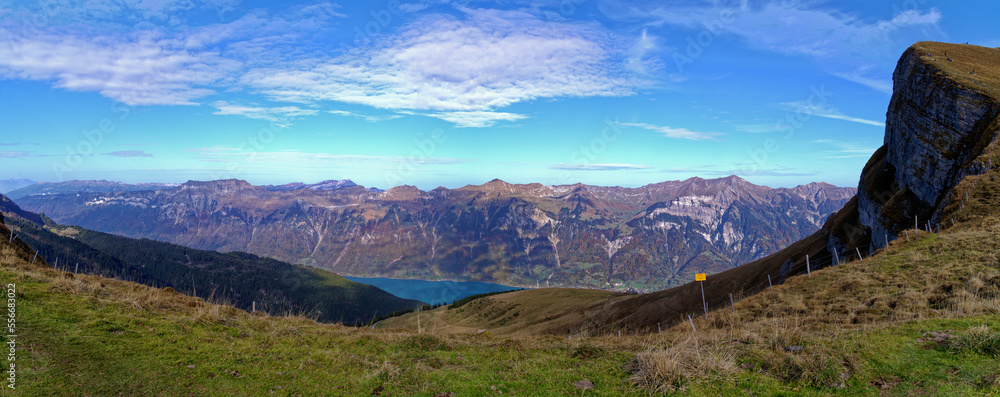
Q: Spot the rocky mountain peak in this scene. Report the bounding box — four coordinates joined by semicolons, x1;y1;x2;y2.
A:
180;179;255;193
307;179;358;191
379;185;423;200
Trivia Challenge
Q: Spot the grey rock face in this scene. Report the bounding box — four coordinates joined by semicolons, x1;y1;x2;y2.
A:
858;43;1000;248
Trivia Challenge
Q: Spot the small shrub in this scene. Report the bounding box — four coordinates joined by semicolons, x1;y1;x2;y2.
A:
631;339;738;393
950;325;1000;356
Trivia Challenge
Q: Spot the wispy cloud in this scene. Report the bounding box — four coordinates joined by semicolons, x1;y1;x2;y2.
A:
0;2;352;107
212;101;318;122
0;28;237;106
424;111;528;128
328;110;403;122
0;151;33;158
778;101;885;127
605;0;942;92
188;147;470;167
242;8;634;127
549;163;651;171
618;122;721;140
732;123;778;134
812;139;878;159
734;168;820;177
106;150;153;157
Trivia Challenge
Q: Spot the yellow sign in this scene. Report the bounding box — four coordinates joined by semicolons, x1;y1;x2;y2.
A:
695;273;706;281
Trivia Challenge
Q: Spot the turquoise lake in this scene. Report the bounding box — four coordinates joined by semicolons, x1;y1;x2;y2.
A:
344;276;522;306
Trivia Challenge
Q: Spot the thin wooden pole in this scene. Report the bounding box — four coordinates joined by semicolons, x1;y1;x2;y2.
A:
856;247;863;261
806;255;811;276
31;251;37;264
700;280;708;320
688;315;696;333
729;293;735;313
767;275;774;292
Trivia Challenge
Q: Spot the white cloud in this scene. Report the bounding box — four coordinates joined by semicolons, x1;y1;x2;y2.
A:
212;101;318;122
242;8;634;126
0;28;238;106
424;111;528;128
328;110;404;122
625;28;660;76
618;122;720;140
549;163;651;171
778;101;885;127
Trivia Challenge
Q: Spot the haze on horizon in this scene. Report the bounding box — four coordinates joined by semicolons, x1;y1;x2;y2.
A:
0;0;995;191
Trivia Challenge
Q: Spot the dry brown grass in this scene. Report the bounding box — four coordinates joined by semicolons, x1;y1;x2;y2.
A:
914;42;1000;100
631;336;739;393
629;215;1000;391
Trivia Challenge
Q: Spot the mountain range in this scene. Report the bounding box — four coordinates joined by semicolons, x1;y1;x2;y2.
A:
0;178;34;194
13;176;854;290
6;180;179;199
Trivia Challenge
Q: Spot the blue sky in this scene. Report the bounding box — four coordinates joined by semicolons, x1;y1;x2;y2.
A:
0;0;993;190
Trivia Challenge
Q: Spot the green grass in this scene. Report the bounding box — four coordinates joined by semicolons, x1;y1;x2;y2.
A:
4;249;997;396
0;248;649;396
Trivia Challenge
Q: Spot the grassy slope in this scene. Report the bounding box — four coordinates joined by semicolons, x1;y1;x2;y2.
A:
0;222;650;396
377;288;622;335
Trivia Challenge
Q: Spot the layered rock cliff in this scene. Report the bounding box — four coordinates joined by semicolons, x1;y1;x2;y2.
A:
856;42;1000;250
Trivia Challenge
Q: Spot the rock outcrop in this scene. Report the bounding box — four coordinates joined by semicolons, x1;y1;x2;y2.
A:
857;42;1000;249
